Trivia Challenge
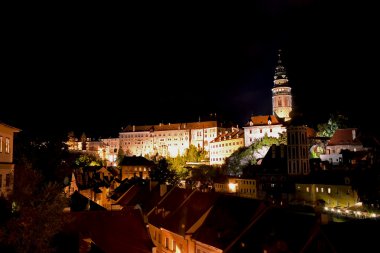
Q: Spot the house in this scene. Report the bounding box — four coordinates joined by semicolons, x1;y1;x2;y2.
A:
119;156;155;180
0;122;21;198
243;115;286;147
148;188;218;253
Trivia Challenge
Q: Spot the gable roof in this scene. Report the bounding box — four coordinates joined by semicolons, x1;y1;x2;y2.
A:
163;191;219;236
63;209;153;253
193;195;267;250
70;191;107;211
117;182;172;214
148;187;194;227
328;128;362;146
246;115;280;126
227;208;318;253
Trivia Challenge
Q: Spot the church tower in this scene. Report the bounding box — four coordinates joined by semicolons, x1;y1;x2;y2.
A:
272;49;292;121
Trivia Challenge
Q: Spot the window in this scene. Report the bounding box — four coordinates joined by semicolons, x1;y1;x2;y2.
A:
5;174;11;187
6;137;11;153
328;187;331;194
306;187;310;193
172;240;176;251
165;237;169;248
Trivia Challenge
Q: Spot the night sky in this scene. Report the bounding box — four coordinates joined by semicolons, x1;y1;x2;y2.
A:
2;1;378;138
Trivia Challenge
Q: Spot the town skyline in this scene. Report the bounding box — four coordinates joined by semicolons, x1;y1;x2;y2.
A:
2;1;377;138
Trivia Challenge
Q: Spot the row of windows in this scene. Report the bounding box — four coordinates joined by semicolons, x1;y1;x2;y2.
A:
0;137;10;154
211;141;242;148
237;180;255;185
249;128;273;134
300;186;351;195
122;132;189;138
211;149;235;155
240;188;255;194
211;157;226;162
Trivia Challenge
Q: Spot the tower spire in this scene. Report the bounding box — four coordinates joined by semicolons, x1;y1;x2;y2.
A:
274;49;288;83
272;49;292;121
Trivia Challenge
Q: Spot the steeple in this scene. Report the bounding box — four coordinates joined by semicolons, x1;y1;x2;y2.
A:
273;49;288;86
272;49;292;121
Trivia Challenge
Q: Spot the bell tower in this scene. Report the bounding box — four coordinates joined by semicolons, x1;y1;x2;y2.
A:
272;49;292;121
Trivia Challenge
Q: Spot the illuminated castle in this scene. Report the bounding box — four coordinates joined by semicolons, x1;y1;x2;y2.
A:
272;49;292;121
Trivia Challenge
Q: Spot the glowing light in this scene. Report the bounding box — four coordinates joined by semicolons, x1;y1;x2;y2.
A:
324;207;329;211
228;183;237;193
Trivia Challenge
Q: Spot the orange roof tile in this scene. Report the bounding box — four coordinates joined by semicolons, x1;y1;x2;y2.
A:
249;115;280;126
328;128;362;146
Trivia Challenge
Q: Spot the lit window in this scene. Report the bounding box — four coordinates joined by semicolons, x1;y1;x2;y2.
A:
321;187;324;193
316;187;319;193
328;188;331;194
306;187;309;192
5;138;10;153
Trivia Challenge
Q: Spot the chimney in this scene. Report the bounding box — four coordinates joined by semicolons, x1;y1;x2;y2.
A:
352;129;356;140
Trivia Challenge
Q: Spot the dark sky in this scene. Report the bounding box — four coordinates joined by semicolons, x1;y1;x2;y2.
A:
2;1;378;138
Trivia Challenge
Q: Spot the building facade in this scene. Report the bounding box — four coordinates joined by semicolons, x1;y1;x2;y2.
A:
209;128;244;165
0;123;21;198
287;125;311;176
243;115;286;147
119;121;225;158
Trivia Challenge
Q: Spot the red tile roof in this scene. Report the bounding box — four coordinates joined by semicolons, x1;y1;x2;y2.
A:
211;129;244;143
64;209;153;253
248;115;280;126
163;191;219;236
328;128;362;146
148;187;194;227
122;121;220;132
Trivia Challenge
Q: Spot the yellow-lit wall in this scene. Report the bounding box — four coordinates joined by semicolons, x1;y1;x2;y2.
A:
121;165;151;180
214;178;257;199
210;137;244;165
149;225;187;253
0;124;19;198
295;183;359;208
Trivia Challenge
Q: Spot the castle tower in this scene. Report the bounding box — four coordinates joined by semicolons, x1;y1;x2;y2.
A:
272;49;292;121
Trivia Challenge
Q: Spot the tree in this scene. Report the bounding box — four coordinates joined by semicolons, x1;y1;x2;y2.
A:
75;154;102;167
169;154;188;179
0;166;69;253
184;145;207;162
317;114;348;137
149;158;179;185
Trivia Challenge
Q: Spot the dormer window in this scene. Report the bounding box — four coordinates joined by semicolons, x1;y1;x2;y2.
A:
249;121;253;126
268;120;272;125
